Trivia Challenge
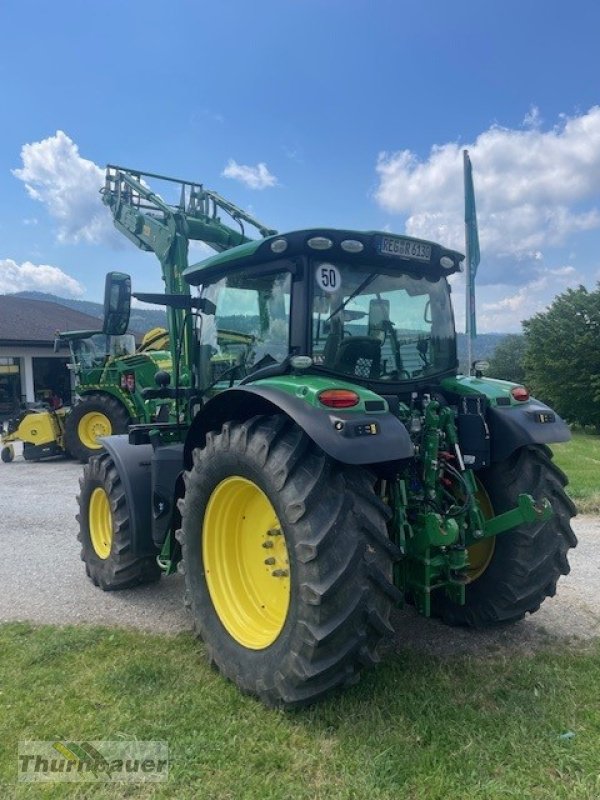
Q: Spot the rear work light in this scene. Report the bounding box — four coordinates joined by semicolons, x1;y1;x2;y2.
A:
318;389;360;409
511;386;530;402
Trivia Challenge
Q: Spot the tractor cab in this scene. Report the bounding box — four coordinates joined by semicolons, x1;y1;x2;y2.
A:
184;229;463;396
58;330;137;373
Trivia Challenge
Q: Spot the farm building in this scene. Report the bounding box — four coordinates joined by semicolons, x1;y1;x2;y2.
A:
0;295;101;419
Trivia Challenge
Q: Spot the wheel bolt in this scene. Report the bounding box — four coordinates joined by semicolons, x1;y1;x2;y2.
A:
262;541;274;548
264;557;276;565
267;528;282;536
272;569;289;577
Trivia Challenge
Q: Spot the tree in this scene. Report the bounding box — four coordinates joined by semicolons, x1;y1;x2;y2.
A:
487;334;527;384
523;285;600;429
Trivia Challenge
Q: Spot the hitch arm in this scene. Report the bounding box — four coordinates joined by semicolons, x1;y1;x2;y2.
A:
481;493;552;539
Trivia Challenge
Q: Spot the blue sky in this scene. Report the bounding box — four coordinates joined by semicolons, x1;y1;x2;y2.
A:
1;0;600;332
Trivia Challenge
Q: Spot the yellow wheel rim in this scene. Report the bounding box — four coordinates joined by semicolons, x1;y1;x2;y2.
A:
89;487;113;559
202;476;290;650
78;412;112;450
466;483;496;582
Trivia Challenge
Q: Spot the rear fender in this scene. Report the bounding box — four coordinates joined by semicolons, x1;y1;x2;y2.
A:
441;377;571;464
99;435;155;556
488;401;571;461
100;435;185;553
184;385;414;469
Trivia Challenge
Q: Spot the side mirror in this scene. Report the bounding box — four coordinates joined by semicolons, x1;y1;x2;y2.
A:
472;359;490;378
102;272;131;336
368;298;390;340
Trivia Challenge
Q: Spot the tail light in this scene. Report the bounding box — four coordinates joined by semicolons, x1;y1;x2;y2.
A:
511;386;529;402
318;389;360;409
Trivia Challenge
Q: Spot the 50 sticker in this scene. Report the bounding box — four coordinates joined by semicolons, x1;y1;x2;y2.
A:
315;264;341;293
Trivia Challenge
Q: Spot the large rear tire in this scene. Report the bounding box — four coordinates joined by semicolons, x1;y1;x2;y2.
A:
435;444;577;627
179;415;400;708
65;394;131;463
76;452;161;590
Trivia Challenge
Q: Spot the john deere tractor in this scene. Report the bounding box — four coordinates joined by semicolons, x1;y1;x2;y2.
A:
58;310;175;462
0;275;175;465
77;166;576;707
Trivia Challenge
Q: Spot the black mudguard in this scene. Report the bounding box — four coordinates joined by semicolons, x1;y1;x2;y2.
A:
100;436;185;552
488;400;571;462
99;435;155;556
99;436;185;553
99;435;184;555
184;385;414;469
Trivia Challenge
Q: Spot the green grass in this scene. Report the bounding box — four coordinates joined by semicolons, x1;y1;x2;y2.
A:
552;430;600;513
2;623;600;799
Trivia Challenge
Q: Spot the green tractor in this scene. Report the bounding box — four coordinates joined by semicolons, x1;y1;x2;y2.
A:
0;273;174;465
58;290;176;463
77;167;576;707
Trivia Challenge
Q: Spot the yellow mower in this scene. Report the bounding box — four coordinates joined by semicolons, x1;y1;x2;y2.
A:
1;405;69;463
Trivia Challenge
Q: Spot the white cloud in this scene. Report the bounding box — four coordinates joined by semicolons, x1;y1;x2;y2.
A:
13;130;118;246
374;107;600;284
0;258;84;296
523;105;542;129
459;264;583;333
221;159;278;190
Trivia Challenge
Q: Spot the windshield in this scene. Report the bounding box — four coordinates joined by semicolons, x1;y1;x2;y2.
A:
311;261;455;382
71;334;136;368
71;334;109;369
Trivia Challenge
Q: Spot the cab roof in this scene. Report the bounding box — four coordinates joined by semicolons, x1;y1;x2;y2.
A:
183;228;465;286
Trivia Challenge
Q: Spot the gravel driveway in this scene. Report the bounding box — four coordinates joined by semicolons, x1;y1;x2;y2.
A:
1;444;599;657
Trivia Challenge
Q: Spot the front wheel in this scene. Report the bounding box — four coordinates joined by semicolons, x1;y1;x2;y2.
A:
435;444;577;627
65;395;131;463
1;445;14;463
179;415;400;708
77;452;161;590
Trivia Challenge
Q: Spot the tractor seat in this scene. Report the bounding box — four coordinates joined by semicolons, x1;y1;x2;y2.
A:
332;336;382;379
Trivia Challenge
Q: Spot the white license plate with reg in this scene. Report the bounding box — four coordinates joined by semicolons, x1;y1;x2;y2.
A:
378;236;431;262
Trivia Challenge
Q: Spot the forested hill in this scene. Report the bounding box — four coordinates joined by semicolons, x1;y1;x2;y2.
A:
12;291;167;334
12;291;510;364
456;332;508;372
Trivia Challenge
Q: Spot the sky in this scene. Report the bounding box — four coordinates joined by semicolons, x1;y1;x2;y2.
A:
1;0;600;333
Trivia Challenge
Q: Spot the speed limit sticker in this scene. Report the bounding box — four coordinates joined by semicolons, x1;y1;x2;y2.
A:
315;264;341;293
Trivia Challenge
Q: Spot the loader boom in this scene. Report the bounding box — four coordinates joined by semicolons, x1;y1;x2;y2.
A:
101;166;276;396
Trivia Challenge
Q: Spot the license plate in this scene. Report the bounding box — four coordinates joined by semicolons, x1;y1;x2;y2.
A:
378;236;431;262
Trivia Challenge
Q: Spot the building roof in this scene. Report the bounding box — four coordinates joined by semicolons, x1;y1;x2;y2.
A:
0;295;102;346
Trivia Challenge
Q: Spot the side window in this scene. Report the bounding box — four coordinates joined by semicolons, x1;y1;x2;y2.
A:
216;287;260;337
198;271;291;382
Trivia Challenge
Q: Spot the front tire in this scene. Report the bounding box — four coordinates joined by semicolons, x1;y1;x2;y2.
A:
179;415;400;708
1;445;14;463
435;444;577;627
65;394;131;463
77;453;161;590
